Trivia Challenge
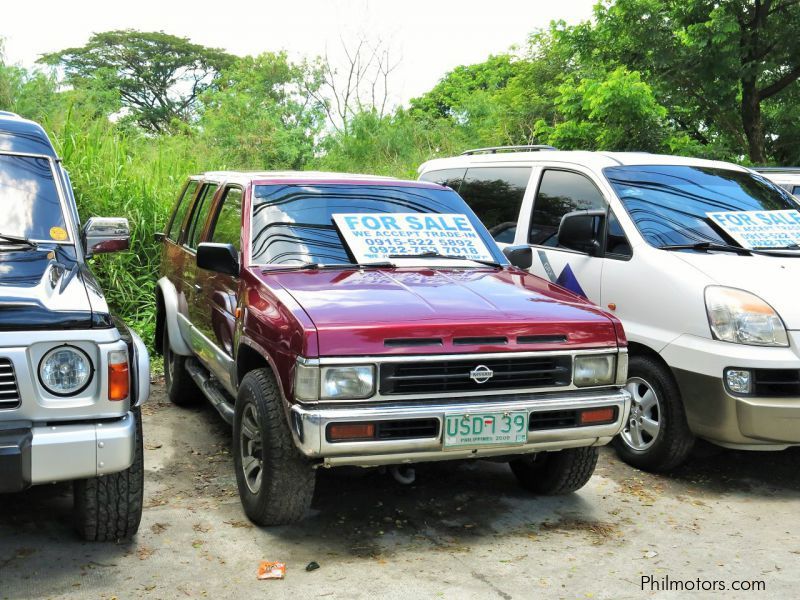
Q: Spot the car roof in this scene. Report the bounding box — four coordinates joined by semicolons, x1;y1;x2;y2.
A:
193;170;445;189
0;112;58;158
418;150;752;174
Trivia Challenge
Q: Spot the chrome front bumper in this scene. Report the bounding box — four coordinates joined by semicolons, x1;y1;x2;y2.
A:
290;388;630;467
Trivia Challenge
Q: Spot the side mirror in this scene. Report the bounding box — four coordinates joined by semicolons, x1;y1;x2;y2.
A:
502;245;533;270
197;242;239;276
557;210;605;255
83;217;130;256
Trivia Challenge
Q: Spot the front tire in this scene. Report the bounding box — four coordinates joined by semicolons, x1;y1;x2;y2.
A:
73;408;144;541
509;447;599;494
163;324;200;406
233;369;315;525
612;355;694;471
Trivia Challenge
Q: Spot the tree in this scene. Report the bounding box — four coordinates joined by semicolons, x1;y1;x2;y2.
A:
40;30;234;133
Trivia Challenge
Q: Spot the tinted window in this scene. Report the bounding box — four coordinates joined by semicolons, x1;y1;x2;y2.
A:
167;181;198;242
793;186;800;198
251;184;504;265
606;165;799;248
0;154;67;241
186;183;218;250
458;167;530;243
530;170;606;247
210;187;243;251
605;211;632;258
419;168;466;192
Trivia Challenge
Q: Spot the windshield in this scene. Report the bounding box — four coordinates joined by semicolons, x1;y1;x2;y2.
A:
251;183;505;266
0;154;68;242
605;165;798;248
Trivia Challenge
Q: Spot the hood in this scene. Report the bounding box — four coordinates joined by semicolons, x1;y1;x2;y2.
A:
0;246;100;330
263;268;621;356
672;252;800;329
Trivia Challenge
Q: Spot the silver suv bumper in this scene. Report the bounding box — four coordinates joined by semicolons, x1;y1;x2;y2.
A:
290;388;630;467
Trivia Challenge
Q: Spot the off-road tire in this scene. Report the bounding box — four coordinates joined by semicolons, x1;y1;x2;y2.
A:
233;368;315;525
509;447;599;495
73;407;144;541
612;355;694;472
163;324;200;406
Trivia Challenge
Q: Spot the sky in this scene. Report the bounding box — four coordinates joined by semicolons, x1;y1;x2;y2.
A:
1;0;597;106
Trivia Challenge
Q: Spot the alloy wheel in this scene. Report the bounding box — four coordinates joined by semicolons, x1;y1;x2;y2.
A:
239;402;264;494
621;377;661;451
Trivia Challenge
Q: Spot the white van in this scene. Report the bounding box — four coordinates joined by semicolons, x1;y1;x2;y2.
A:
419;147;800;471
755;167;800;198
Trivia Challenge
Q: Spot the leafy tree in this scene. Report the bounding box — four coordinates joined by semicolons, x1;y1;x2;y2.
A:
40;30;234;133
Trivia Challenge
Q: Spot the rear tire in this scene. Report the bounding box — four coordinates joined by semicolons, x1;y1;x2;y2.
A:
163;324;200;406
509;447;599;494
73;408;144;541
233;368;315;525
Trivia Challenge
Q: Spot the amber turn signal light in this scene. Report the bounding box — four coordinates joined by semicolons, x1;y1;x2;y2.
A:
108;350;129;401
327;423;375;442
579;407;616;425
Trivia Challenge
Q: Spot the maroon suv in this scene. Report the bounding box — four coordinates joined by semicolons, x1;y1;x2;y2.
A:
155;171;631;525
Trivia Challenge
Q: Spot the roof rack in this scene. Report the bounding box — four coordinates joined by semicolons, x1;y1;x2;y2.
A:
461;145;557;156
754;166;800;173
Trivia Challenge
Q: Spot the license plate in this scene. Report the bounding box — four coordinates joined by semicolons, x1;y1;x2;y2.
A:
443;411;528;449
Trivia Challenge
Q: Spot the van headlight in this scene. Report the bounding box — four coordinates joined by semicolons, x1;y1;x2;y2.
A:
294;360;376;401
39;345;93;396
705;286;788;347
574;355;616;387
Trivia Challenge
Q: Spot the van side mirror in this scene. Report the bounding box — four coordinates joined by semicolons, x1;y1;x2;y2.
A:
502;245;533;270
197;242;239;276
558;210;605;255
83;217;130;256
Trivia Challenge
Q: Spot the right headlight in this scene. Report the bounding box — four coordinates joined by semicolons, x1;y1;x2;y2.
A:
705;286;788;347
293;360;376;401
573;354;616;387
39;345;93;396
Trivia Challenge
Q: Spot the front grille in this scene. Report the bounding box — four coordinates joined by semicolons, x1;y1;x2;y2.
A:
379;355;572;395
752;369;800;396
0;359;21;409
530;410;578;430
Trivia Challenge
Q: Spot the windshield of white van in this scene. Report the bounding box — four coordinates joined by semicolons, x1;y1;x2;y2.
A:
605;165;798;249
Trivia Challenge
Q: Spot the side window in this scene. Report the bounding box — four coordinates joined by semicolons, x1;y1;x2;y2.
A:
530;170;606;249
419;168;466;192
457;167;531;244
605;211;632;258
185;183;219;250
167;181;199;242
792;186;800;198
209;186;243;252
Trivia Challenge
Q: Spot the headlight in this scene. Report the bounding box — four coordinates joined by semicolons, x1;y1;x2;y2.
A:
573;355;616;387
321;366;375;400
705;286;788;347
39;345;93;396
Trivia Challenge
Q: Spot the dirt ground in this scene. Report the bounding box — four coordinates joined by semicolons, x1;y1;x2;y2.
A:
1;382;798;600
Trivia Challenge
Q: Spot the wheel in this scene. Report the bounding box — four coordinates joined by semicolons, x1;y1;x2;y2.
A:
73;407;144;541
163;323;200;406
612;354;694;471
233;368;315;525
509;447;599;494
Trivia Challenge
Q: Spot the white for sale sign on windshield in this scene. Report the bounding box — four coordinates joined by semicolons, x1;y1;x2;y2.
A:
707;210;800;249
332;213;496;263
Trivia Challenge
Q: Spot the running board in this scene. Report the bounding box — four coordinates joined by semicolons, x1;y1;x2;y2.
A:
185;358;235;424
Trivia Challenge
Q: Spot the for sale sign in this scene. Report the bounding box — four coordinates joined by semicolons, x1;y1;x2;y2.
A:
706;210;800;249
332;213;496;263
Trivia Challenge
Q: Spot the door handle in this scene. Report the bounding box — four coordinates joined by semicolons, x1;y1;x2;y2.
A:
193;283;202;292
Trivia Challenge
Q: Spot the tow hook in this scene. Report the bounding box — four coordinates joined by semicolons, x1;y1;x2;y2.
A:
389;465;416;485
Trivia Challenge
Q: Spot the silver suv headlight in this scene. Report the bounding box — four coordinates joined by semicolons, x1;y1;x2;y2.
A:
39;345;93;396
294;360;376;401
573;354;616;387
705;286;788;347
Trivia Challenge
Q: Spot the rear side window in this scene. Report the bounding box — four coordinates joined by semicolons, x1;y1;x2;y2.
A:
457;167;531;243
185;183;219;250
530;170;606;247
209;186;243;252
419;168;466;192
167;181;199;242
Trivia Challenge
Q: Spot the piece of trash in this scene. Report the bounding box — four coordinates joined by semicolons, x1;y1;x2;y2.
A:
643;550;659;559
305;561;320;572
257;561;286;580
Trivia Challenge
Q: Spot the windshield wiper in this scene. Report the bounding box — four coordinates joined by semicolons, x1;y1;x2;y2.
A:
388;251;502;268
265;261;396;272
660;242;752;255
0;233;38;251
753;243;800;250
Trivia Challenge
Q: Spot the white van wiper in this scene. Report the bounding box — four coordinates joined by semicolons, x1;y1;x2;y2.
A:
388;251;502;268
661;242;752;255
753;243;800;251
265;261;396;272
0;233;38;251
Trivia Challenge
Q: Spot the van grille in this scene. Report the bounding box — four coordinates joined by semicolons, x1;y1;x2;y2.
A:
752;369;800;396
0;359;21;409
379;355;572;395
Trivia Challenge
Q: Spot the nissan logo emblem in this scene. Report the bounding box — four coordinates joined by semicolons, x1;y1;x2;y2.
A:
469;365;494;384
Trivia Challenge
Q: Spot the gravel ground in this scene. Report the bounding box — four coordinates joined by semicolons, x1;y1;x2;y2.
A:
1;381;798;599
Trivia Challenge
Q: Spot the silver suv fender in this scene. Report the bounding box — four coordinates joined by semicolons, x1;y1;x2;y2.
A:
157;276;192;356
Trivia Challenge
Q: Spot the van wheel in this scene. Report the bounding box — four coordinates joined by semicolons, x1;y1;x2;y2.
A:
613;355;694;471
163;325;200;406
509;447;599;494
74;408;144;541
233;369;315;525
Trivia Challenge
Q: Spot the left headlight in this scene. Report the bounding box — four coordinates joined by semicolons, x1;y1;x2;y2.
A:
39;345;93;396
705;286;788;347
574;355;616;387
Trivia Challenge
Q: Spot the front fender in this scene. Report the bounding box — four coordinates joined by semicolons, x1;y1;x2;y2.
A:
111;316;150;407
157;276;192;356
